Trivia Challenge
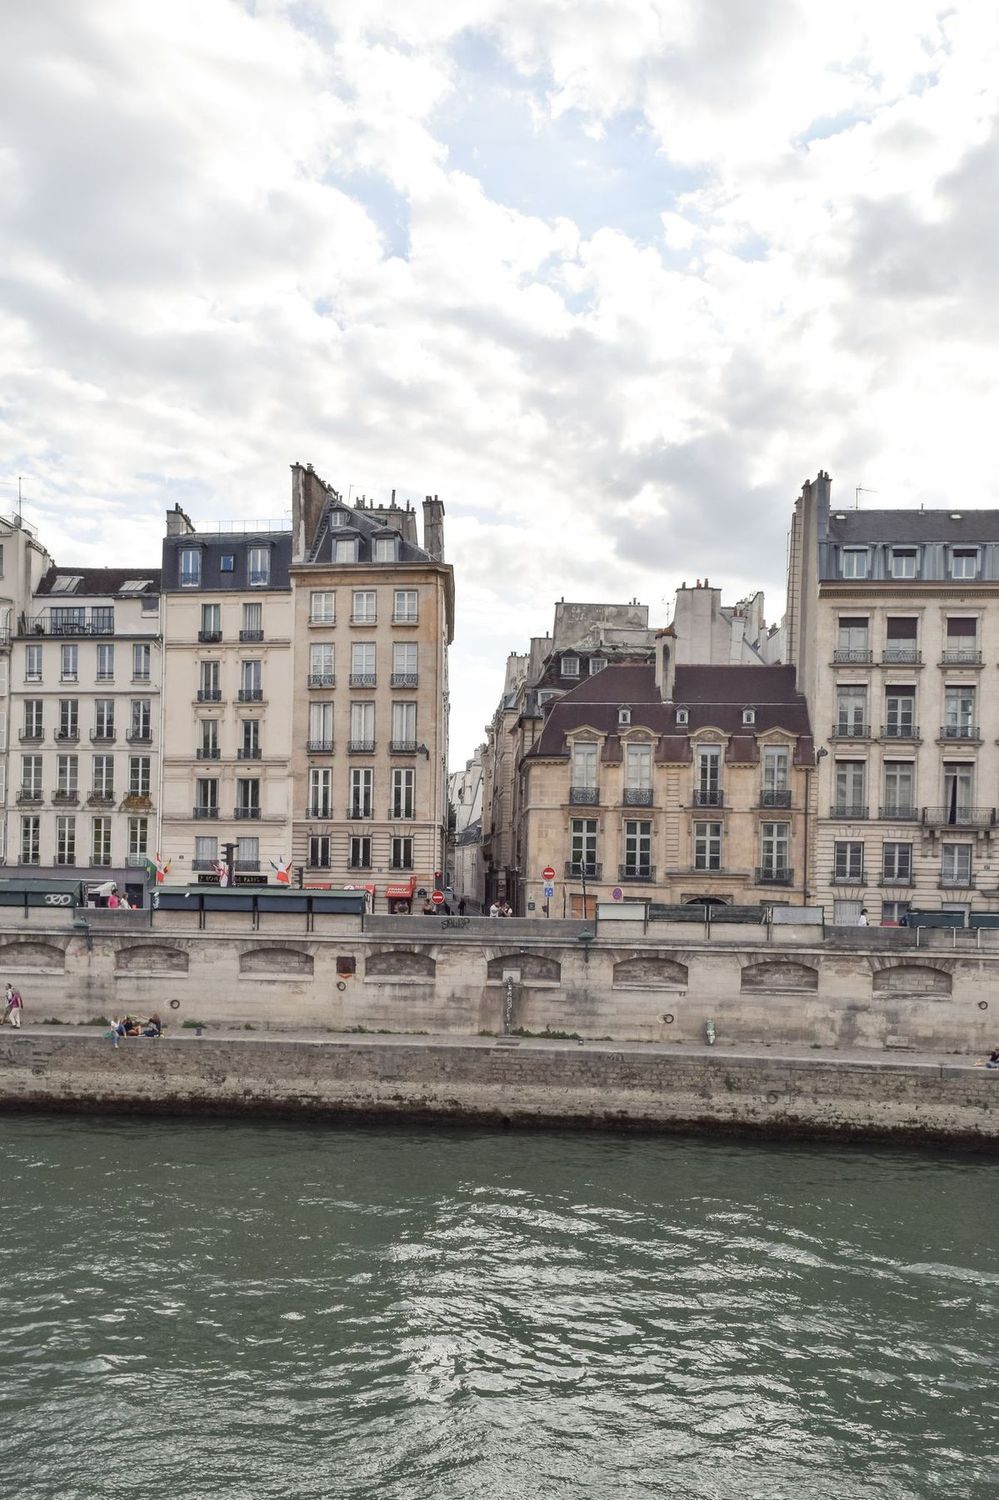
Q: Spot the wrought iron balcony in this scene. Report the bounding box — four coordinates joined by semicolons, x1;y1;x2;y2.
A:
348;740;375;753
390;859;415;870
565;861;601;879
878;873;913;886
55;729;79;743
307;739;334;753
197;689;222;702
22;616;114;637
940;649;981;665
198;629;223;643
569;786;599;805
191;859;217;871
16;787;42;803
938;874;975;888
759;789;791;808
756;866;793;885
348;805;373;819
390;673;418;688
347;859;372;871
52;790;79;804
193;806;219;819
832;648;872;663
389;740;419;754
831;721;870;739
879;804;918;821
389;804;415;820
349;673;376;688
237;688;263;703
922;806;996;828
829;804;869;819
623;787;653;806
881;723;919;740
234;860;259;872
88;791;115;805
237;747;262;759
350;613;377;626
693;789;724;807
881;648;921;665
618;863;655;881
309;612;335;626
308;805;332;820
196;747;220;759
126;730;152;744
392;612;418;625
307;673;335;688
90;729;116;743
830;871;866;884
239;629;264;642
939;724;979;740
18;729;43;742
234;807;261;820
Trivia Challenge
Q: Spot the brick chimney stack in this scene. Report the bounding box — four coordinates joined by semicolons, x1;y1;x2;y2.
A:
422;494;445;561
290;462;330;561
165;503;195;537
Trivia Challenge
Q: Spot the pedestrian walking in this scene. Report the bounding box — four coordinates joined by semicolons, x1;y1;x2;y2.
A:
489;901;500;917
3;983;23;1027
857;909;869;927
457;898;466;916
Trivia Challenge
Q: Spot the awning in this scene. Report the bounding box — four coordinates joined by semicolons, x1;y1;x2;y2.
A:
344;883;377;898
385;877;417;899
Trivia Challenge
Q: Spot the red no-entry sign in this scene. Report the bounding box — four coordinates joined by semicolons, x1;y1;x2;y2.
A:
432;890;445;905
542;866;556;881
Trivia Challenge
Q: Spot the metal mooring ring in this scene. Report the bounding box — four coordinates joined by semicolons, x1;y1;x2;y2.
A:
169;999;181;1010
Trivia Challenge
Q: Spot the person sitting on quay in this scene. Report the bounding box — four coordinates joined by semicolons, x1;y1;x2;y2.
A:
142;1014;163;1039
986;1047;999;1070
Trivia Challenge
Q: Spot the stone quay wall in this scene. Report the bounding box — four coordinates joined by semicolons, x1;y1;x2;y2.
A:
0;907;997;1054
0;1032;995;1145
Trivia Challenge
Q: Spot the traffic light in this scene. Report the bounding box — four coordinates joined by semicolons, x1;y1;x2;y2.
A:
296;865;304;888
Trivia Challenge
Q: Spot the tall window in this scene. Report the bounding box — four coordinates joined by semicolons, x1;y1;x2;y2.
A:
132;643;151;681
350;701;375;749
941;843;972;885
392;642;417;684
833;841;864;880
308;767;332;818
129;757;151;797
241;602;262;639
179;548;201;587
571;742;598;792
570;818;598;875
199;719;219;758
391;701;417;748
391;836;414;869
56;754;78;797
350;767;373;818
334;537;358;563
56;815;76;865
943;763;974;823
309;700;334;749
836;616;869;660
834;761;866;816
128;817;149;857
310;835;333;869
882;842;912;882
91;699;114;740
240;719;260;758
199;660;221;700
884;618;918;663
835;685;867;735
20;754;41;797
310;590;334;624
882;762;914;817
760;821;789;876
236;778;260;816
97;643;114;681
195;835;219;867
762;746;789;806
695;745;721;806
21;815;39;864
239;661;262;700
623;820;652;876
884;687;915;738
92;816;112;866
841;549;868;579
92;755;114;799
247;546;270;586
391;767;415;819
348;835;370;869
310;642;334;685
129;699;151;740
195;777;218;814
58;699;79;740
90;606;114;635
60;643;78;681
393;589;418;623
239;839;261;872
943;685;976;736
200;601;221;638
625;743;652;797
351;589;376;623
351;641;376;683
25;644;42;682
693;821;721;870
944;617;978;662
23;700;42;738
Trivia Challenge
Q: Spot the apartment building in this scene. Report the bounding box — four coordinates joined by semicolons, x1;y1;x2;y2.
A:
288;464;453;903
158;509;294;883
518;652;814;917
7;567;162;901
786;472;999;922
0;513;54;866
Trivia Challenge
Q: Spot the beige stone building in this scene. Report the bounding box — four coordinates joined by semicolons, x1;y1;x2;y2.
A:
786;471;999;923
158;509;295;883
288;464;453;905
518;653;815;917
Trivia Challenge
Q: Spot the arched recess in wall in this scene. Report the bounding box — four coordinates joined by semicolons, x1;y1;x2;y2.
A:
872;965;952;998
613;956;688;989
486;952;561;985
115;945;190;975
240;947;315;978
0;940;66;972
365;950;436;981
741;960;818;994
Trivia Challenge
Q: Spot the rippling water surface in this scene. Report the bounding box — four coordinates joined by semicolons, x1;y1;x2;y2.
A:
1;1117;997;1499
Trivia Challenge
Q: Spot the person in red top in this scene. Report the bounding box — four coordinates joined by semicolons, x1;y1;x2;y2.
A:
2;983;23;1027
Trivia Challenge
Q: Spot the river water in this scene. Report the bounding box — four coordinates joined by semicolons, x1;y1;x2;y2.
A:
1;1117;996;1499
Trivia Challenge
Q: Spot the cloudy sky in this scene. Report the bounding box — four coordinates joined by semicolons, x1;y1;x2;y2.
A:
2;2;997;763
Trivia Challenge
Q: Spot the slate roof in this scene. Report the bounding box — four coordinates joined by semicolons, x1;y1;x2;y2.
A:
310;500;434;566
36;567;161;597
826;509;999;544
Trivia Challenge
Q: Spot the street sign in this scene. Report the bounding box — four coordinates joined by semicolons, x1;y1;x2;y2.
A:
542;865;556;881
431;890;445;905
543;884;555;899
612;887;623;901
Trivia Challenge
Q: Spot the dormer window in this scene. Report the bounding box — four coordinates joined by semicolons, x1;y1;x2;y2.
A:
179;548;201;588
334;537;358;563
890;548;918;579
951;547;979;580
373;535;399;563
841;548;869;579
675;707;689;726
329;509;348;528
589;657;606;675
247;545;271;587
618;706;631;726
561;655;579;677
742;707;756;726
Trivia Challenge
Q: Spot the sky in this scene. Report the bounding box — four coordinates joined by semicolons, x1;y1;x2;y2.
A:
2;2;998;766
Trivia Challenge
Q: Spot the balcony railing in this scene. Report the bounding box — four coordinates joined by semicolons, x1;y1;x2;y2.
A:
308;805;332;820
196;747;221;759
830;804;869;819
939;724;979;739
618;863;655;881
348;806;373;819
234;807;261;820
309;612;335;626
565;861;601;879
878;873;913;886
392;612;418;625
307;739;334;753
831;721;870;739
55;729;79;743
350;613;376;626
126;730;152;744
90;729;116;743
756;866;793;885
22;616;114;637
348;740;375;753
237;688;263;703
191;859;217;871
882;648;920;664
938;874;975;888
569;786;599;805
881;723;919;739
234;861;259;873
347;859;372;871
922;806;996;828
89;790;115;805
193;806;219;819
389;740;419;754
879;804;918;821
198;629;223;643
18;729;43;742
390;673;418;688
52;790;79;804
759;789;791;808
16;788;42;803
308;673;335;688
389;804;415;820
831;871;865;884
833;648;872;663
693;789;724;807
623;788;653;806
239;629;264;642
389;860;415;871
349;673;376;688
237;747;262;759
197;689;222;702
940;649;981;665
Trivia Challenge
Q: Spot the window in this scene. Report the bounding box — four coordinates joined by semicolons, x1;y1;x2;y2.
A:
561;655;580;677
23;699;42;738
881;900;911;926
951;548;978;579
348;835;370;869
572;742;598;794
618;707;631;726
351;641;376;682
239;660;262;700
20;755;41;796
309;701;334;749
199;719;219;758
393;642;417;683
129;700;152;740
675;707;689;726
21;815;39;864
352;590;376;624
199;660;221;700
51;606;85;633
882;842;912;882
247;546;270;586
693;821;721;870
220;554;234;573
92;755;114;798
373;536;398;563
60;644;78;681
58;699;79;739
882;762;914;817
570;818;598;875
884;688;915;738
890;548;918;579
94;699;114;738
941;843;972;885
391;836;414;870
762;746;790;806
56;815;76;865
943;685;976;736
97;643;114;681
695;745;722;806
350;767;373;818
310;643;334;684
195;836;219;866
236;836;259;869
310;590;334;623
195;777;219;814
25;644;42;682
742;707;755;725
392;767;415;819
760;822;790;876
393;589;418;623
128;757;150;797
334;537;358;563
309;767;332;818
56;754;78;797
589;657;606;675
91;607;113;635
128;817;149;857
833;840;864;881
92;816;112;866
180;548;202;587
835;685;867;735
391;701;417;748
350;701;375;749
199;603;221;642
132;643;151;681
310;835;333;869
236;778;260;816
884;618;918;662
834;761;866;816
944;617;979;662
836;616;869;660
841;549;869;579
241;602;262;638
330;509;348;528
240;719;260;758
624;820;652;876
943;763;974;823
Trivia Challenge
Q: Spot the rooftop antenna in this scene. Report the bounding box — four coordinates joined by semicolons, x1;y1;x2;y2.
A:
16;476;22;525
855;485;877;509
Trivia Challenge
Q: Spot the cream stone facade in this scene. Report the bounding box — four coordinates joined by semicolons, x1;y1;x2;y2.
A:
786;472;999;924
0;513;54;866
158;508;294;883
288;464;453;905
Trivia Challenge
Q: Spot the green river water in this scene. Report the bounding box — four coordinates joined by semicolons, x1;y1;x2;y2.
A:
1;1116;996;1499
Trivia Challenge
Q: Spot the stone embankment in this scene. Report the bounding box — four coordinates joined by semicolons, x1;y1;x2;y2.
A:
1;1029;996;1146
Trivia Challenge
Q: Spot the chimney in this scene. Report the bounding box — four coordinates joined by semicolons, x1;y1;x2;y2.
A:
422;493;445;561
166;503;195;537
291;461;330;562
654;626;677;701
